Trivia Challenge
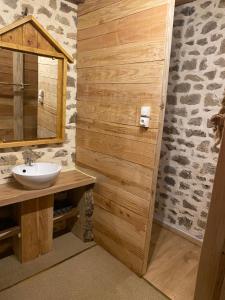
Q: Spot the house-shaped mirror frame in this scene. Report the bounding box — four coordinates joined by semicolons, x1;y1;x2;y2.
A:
0;15;73;148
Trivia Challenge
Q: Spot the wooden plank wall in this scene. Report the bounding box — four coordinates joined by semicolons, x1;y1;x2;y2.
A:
23;53;38;140
37;56;57;138
0;49;38;141
0;49;14;141
76;0;174;275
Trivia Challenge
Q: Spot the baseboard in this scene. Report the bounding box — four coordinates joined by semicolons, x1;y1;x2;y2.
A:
153;218;203;247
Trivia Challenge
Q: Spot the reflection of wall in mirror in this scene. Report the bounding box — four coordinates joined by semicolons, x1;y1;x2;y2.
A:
0;49;14;142
37;56;58;139
23;53;38;140
0;49;38;142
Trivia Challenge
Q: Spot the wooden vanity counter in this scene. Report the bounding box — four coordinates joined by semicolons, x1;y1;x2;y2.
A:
0;169;95;263
0;169;95;207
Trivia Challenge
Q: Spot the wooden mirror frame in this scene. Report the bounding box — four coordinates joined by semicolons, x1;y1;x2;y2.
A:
0;16;73;148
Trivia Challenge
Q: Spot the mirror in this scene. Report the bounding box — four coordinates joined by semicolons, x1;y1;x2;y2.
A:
0;49;59;142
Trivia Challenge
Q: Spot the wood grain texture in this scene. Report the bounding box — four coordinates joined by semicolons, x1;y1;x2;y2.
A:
78;0;193;15
1;27;23;45
194;126;225;300
78;0;168;30
0;16;73;62
77;118;159;143
0;170;95;207
78;5;167;50
53;207;78;223
37;56;58;138
94;177;150;218
78;4;167;41
76;0;174;275
78;62;164;84
94;205;146;259
77;128;156;168
142;0;175;275
154;218;202;247
145;223;201;300
94;192;147;231
78;0;122;16
77;83;162;105
220;278;225;300
22;23;38;48
78;41;165;67
0;50;39;142
77;99;162;129
0;226;20;241
19;199;40;263
76;147;153;200
38;195;54;255
13;52;24;140
17;196;54;262
0;15;72;149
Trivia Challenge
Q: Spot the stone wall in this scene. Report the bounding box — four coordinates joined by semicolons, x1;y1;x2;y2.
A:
155;0;225;241
0;0;77;184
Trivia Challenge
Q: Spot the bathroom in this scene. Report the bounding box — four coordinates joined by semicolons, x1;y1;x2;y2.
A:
0;0;223;299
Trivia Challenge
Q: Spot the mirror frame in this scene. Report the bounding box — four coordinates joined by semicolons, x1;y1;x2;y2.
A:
0;16;73;148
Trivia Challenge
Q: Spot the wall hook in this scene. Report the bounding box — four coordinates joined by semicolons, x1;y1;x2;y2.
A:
21;7;28;17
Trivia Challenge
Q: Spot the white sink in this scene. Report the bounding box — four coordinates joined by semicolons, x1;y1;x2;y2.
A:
12;162;62;190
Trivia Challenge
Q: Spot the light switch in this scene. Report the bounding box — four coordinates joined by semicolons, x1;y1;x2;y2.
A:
140;106;151;128
141;106;151;117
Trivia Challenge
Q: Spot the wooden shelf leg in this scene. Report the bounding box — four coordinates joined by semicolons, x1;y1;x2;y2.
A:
39;195;54;255
13;195;54;263
16;199;39;263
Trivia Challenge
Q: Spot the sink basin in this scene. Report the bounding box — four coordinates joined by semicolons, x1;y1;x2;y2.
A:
12;162;62;190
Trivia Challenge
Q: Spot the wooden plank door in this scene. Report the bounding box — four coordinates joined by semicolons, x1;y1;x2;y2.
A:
194;124;225;300
76;0;175;275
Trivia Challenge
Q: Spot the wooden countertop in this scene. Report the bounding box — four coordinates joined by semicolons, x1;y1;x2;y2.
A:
0;169;95;207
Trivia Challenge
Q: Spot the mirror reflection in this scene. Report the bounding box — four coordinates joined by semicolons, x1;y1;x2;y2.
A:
0;49;58;142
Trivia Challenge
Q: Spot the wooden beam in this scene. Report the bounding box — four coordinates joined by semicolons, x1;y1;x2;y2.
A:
38;195;54;255
0;170;95;207
53;207;78;223
175;0;195;6
194;124;225;300
13;52;24;141
0;226;20;241
14;195;54;262
18;198;40;263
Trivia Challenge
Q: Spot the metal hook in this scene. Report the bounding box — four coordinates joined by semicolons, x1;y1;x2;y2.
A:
21;7;28;17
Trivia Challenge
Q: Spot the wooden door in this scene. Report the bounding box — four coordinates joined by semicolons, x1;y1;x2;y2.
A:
76;0;175;275
194;123;225;300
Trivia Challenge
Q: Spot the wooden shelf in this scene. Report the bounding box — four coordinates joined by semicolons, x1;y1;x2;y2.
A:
0;170;95;207
53;207;78;223
0;226;20;241
0;170;95;263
